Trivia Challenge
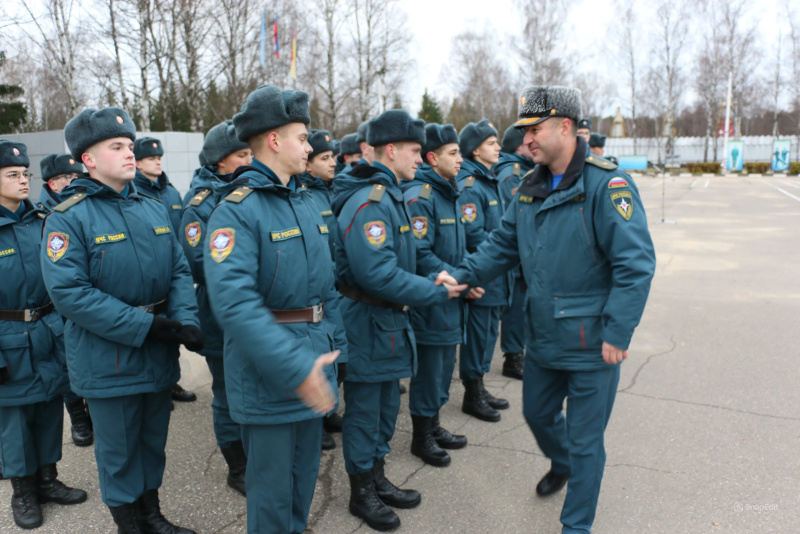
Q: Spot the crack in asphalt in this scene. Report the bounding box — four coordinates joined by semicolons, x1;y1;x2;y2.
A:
618;335;677;393
475;421;528;447
203;445;217;476
620;391;800;421
308;450;336;530
605;462;685;475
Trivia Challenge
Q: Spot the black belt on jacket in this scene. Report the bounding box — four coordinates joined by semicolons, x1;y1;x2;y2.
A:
338;283;408;311
138;299;168;315
271;302;325;324
0;302;55;322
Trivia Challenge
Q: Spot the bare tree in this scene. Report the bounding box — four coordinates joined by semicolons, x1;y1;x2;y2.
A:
514;0;571;85
17;0;82;117
616;1;638;151
651;0;690;158
771;31;782;139
696;0;725;162
786;1;800;158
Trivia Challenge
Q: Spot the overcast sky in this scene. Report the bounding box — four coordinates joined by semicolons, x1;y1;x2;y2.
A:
400;0;787;114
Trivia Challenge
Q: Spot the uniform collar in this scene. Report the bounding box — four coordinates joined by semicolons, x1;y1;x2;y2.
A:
520;136;587;200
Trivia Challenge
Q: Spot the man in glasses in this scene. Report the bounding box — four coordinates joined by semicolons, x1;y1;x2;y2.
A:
38;154;82;212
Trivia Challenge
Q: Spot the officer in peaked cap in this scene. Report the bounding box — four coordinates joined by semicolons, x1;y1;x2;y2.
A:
446;85;655;534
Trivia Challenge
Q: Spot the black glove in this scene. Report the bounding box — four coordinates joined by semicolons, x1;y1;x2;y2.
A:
0;366;9;385
337;362;347;383
147;316;183;345
177;325;205;352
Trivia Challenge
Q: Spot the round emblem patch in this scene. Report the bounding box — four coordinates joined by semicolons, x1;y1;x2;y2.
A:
364;221;386;248
46;232;69;262
185;222;201;247
152;142;158;148
12;147;20;156
325;134;330;142
411;216;427;239
520;95;526;107
69;158;75;165
209;228;235;262
116;115;124;124
461;203;477;223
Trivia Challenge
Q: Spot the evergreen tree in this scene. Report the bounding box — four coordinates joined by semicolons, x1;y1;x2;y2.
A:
418;89;443;124
0;51;27;134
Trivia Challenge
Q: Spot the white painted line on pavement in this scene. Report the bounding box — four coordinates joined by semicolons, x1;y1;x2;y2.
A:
761;179;800;203
779;180;800;189
690;178;699;188
704;180;710;188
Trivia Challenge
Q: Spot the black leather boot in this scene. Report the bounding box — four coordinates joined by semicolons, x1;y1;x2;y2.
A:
322;431;336;450
109;502;143;534
410;415;450;467
535;469;570;496
65;398;94;446
479;376;510;410
170;384;197;402
36;463;87;505
431;412;467;450
348;471;400;532
323;412;343;433
461;379;500;422
10;476;42;529
501;351;524;380
372;458;421;509
219;441;246;496
137;489;196;534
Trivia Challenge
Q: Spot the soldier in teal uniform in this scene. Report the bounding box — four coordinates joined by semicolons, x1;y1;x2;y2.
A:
448;86;656;534
331;110;467;531
37;154;82;211
337;133;362;176
297;128;346;450
133;136;197;405
402;123;478;468
204;85;347;534
456;119;512;423
494;125;535;380
589;133;606;158
40;107;203;533
0;140;87;530
577;117;592;143
37;153;94;446
180;119;252;496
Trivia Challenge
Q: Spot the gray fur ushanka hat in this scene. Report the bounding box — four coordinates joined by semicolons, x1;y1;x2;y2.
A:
514;86;582;128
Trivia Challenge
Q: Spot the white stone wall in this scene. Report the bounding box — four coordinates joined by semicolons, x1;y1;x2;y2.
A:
604;136;798;165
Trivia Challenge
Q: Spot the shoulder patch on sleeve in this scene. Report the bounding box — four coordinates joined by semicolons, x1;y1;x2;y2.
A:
209;228;235;262
412;216;428;239
610;191;633;220
464;176;476;188
461;203;478;222
418;184;432;200
367;184;386;203
52;193;87;213
46;232;69;262
607;176;628;189
586;156;618;170
364;221;387;247
224;187;255;204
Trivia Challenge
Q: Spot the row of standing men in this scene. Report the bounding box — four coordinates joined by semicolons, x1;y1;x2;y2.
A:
0;82;655;534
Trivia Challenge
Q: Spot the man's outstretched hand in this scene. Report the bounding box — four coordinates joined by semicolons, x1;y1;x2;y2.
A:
436;270;468;298
296;350;340;414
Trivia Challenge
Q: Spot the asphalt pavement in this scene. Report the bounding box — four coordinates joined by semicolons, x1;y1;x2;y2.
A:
2;173;798;533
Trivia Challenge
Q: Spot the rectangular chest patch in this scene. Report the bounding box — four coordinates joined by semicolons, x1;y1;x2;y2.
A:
519;195;533;204
171;205;182;210
399;225;410;233
320;210;333;216
489;200;499;206
153;226;171;235
318;225;329;234
270;227;303;241
0;247;16;258
95;233;127;244
439;218;456;225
